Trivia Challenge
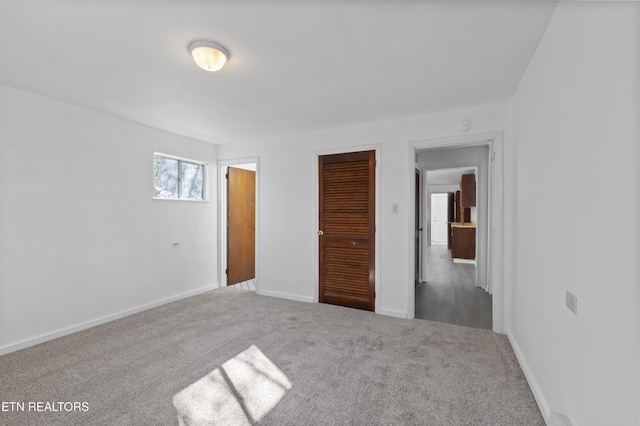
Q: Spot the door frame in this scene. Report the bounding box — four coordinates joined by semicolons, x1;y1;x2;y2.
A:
218;157;260;289
314;144;381;313
408;132;504;333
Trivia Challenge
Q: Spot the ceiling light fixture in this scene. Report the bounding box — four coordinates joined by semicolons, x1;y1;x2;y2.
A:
189;41;230;72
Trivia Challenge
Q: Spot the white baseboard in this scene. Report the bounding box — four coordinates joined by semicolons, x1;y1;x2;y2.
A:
257;289;314;304
0;283;220;356
506;329;551;426
379;308;407;319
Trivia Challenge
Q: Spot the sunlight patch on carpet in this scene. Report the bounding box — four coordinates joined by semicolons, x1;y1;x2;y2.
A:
172;345;292;425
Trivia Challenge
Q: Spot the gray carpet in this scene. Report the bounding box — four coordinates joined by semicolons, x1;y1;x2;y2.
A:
0;288;544;425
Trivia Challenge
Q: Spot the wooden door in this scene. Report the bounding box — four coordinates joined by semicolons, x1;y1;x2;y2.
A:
319;151;375;311
447;192;455;248
415;169;421;284
227;167;255;285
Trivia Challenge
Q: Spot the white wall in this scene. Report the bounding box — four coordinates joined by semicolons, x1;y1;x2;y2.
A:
218;104;507;318
426;184;458;195
507;2;640;425
0;84;218;354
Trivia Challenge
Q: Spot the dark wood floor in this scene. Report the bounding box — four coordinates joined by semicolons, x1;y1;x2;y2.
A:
415;244;492;330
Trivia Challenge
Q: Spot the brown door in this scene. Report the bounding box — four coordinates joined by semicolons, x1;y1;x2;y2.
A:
227;167;255;285
447;192;455;248
415;169;421;284
319;150;375;311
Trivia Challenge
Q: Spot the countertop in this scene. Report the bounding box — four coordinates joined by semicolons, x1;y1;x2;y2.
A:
451;222;476;228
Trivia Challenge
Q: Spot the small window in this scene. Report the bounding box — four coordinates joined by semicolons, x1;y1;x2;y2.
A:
153;153;206;200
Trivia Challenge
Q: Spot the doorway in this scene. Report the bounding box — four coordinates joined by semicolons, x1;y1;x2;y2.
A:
408;132;504;332
418;165;491;329
220;160;258;289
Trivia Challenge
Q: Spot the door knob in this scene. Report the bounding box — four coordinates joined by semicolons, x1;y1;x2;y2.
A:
317;230;324;236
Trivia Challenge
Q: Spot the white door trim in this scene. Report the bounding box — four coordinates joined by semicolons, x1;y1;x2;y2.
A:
408;132;504;333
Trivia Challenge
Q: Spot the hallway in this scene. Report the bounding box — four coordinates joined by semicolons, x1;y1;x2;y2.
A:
416;244;492;329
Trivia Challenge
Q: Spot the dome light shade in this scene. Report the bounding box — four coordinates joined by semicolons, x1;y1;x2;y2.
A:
189;41;230;72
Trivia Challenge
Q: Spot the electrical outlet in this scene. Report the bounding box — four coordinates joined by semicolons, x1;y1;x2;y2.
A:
392;203;400;214
172;242;180;248
565;290;577;315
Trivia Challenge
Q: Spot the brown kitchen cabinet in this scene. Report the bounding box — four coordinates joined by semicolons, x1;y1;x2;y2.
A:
460;174;476;207
455;190;470;223
451;224;476;260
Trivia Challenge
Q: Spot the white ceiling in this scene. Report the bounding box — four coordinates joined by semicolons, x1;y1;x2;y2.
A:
0;1;557;144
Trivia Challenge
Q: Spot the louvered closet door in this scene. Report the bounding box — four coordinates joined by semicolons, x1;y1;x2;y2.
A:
319;150;375;311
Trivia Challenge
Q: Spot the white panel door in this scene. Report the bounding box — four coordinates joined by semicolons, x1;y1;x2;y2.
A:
430;193;449;245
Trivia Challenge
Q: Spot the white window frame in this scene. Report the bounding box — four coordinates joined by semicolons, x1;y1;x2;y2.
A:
153;152;208;201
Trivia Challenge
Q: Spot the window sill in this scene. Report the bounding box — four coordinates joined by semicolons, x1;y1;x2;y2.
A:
152;197;209;203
